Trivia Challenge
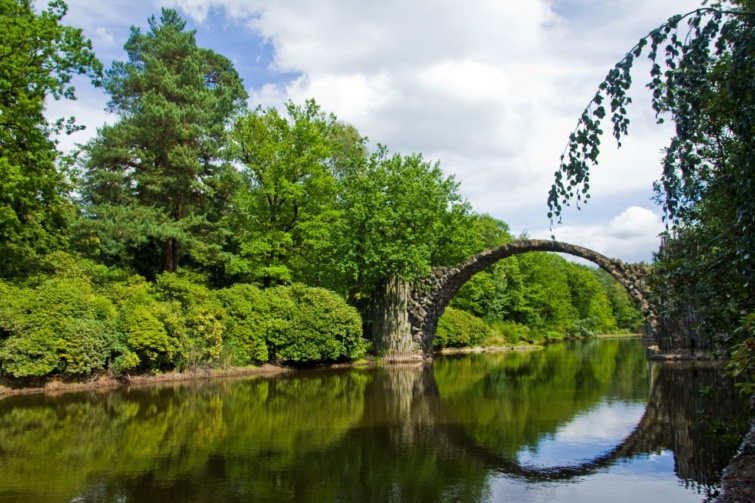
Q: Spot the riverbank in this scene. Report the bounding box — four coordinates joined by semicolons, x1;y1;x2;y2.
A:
717;396;755;503
434;344;544;355
597;333;642;338
0;364;292;398
0;344;545;397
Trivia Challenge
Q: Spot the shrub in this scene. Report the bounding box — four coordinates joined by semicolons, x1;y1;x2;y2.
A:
112;351;140;374
0;325;59;378
266;284;366;363
57;318;119;375
0;276;119;377
0;261;369;376
543;330;565;342
487;319;531;345
568;318;599;338
214;284;270;365
435;307;491;349
123;305;178;368
153;272;225;368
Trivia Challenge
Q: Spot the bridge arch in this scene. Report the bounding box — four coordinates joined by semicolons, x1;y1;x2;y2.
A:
401;239;655;356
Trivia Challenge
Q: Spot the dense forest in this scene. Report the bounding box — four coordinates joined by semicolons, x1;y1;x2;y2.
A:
0;2;646;380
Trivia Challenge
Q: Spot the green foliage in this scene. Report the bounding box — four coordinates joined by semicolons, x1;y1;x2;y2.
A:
451;273;496;318
567;318;600;338
435;307;492;349
0;0;102;277
727;313;755;396
486;320;533;345
79;8;247;276
450;215;513;318
217;282;367;365
0;263;118;377
565;264;617;336
213;284;270;365
108;275;184;371
152;272;226;367
123;305;176;368
507;253;577;337
332;145;473;301
265;284;366;363
227;100;346;286
593;268;644;332
0;249;368;377
112;350;140;374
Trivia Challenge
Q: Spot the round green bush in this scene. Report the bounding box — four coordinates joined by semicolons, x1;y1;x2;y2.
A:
266;284;366;363
0;276;119;377
435;307;491;349
214;284;270;365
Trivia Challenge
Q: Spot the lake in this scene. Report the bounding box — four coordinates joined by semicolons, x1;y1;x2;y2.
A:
0;338;748;502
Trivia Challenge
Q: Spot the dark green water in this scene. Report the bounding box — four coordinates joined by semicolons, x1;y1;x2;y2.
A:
0;338;748;503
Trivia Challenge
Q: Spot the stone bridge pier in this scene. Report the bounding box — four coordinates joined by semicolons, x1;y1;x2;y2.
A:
371;239;656;361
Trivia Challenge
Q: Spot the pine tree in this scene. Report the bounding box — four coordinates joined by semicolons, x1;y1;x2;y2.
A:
79;9;247;276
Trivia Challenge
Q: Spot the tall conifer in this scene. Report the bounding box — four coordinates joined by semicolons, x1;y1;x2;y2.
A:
80;9;247;275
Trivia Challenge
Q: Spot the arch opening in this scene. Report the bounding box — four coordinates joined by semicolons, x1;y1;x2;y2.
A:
407;240;655;356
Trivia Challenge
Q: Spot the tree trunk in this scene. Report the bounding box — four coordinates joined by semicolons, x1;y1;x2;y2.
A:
163;238;178;272
370;276;422;361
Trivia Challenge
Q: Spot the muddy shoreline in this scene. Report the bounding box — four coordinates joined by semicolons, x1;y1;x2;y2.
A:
0;364;292;398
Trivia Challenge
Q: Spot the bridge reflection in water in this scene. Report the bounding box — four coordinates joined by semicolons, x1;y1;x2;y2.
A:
0;339;748;503
375;357;744;489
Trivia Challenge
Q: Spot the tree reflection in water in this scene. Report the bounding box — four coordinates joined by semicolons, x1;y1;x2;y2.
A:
0;339;748;503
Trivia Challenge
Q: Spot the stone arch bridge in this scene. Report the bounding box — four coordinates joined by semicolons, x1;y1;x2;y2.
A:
370;239;654;360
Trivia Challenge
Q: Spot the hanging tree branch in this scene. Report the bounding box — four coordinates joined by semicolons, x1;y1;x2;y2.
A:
547;5;755;231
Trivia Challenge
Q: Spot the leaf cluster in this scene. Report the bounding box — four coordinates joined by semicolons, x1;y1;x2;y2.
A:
0;252;367;378
0;0;102;277
548;4;752;224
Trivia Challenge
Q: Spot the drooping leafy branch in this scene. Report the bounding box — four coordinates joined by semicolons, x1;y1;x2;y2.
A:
547;4;755;227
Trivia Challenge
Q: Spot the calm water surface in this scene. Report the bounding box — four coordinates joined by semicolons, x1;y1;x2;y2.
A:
0;338;748;502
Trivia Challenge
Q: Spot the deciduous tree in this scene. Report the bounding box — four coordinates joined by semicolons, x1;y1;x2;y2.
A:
0;0;101;277
332;146;473;303
227;100;346;286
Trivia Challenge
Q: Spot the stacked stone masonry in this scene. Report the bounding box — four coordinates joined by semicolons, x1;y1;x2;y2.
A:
403;239;655;357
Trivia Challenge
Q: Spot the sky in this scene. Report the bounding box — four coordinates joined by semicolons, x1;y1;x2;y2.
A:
48;0;704;263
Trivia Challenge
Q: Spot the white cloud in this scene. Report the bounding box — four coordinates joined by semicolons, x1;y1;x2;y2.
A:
94;27;115;47
533;206;665;263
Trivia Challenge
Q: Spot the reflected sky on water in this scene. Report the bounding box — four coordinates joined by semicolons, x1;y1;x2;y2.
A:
0;338;748;503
